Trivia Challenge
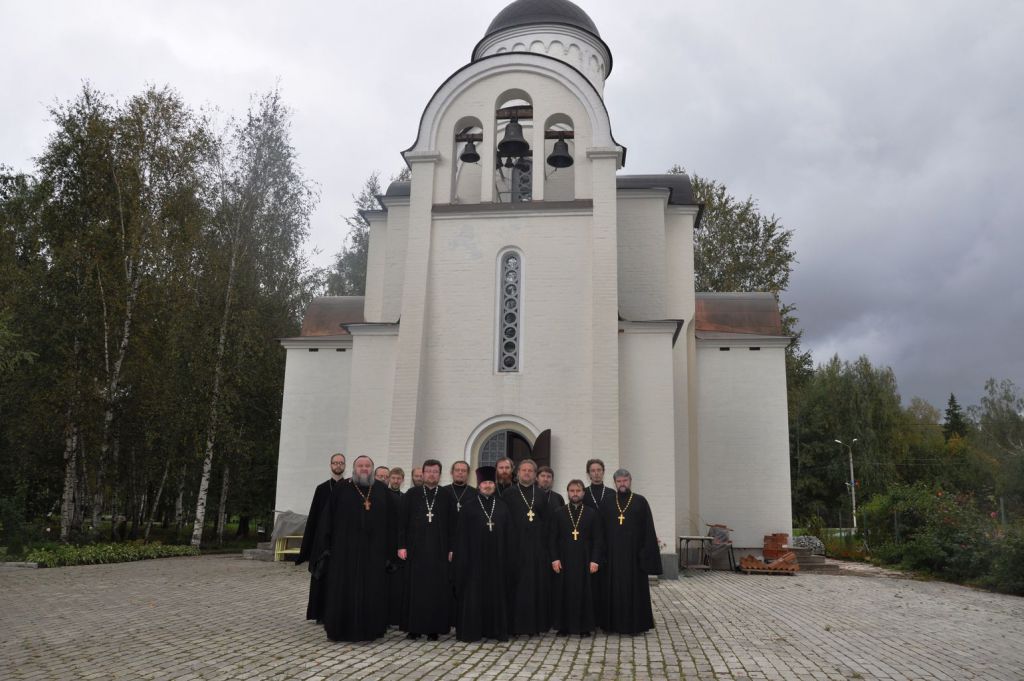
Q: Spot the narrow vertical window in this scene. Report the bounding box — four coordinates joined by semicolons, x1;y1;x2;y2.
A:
499;251;521;372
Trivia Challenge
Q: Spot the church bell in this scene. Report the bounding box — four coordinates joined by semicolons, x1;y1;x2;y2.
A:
497;116;530;159
459;139;480;164
546;138;573;168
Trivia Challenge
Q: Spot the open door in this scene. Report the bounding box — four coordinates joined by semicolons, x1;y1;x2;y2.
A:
532;429;551;469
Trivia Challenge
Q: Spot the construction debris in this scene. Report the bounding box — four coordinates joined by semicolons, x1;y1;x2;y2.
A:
739;552;800;575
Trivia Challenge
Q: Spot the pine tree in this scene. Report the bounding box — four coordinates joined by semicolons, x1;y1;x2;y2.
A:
942;393;969;441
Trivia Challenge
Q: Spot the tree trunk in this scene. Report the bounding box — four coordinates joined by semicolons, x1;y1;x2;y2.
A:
91;465;104;536
174;464;186;530
190;242;238;548
144;460;171;542
60;409;79;543
216;464;230;546
76;435;88;533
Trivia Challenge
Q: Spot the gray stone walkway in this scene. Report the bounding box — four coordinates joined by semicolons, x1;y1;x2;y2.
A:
1;555;1021;680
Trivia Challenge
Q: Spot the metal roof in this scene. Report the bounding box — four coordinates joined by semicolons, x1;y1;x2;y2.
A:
298;297;366;337
616;174;698;206
382;175;697;208
484;0;601;38
694;292;787;337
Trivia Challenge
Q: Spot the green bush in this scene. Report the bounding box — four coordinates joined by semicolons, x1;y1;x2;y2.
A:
25;542;200;568
982;523;1024;596
861;483;1011;587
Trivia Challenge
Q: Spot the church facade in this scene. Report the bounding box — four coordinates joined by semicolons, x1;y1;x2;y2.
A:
274;0;793;572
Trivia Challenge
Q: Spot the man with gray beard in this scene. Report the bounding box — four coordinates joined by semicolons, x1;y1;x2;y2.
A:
313;454;397;642
597;468;661;634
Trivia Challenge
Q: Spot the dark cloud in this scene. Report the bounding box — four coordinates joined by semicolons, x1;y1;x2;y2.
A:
2;0;1020;409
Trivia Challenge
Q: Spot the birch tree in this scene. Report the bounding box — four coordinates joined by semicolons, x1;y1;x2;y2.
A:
190;89;316;547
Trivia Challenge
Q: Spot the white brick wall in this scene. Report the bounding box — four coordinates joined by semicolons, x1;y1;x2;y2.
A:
619;326;677;544
274;340;352;516
696;342;793;549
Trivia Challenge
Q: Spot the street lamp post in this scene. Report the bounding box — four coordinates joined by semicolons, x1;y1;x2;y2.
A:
834;438;859;530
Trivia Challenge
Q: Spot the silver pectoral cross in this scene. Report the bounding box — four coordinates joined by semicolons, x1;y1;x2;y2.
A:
457;502;461;511
426;510;434;523
486;520;494;532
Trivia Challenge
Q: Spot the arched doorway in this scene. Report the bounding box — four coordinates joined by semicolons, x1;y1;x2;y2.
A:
479;429;533;468
466;416;549;470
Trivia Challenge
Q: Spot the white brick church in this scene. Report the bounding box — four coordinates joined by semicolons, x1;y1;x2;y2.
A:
274;0;793;572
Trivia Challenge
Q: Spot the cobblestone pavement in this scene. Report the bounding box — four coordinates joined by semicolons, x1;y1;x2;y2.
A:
2;555;1022;680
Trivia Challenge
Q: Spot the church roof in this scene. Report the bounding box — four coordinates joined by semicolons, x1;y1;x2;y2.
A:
694;292;788;338
474;0;613;76
484;0;601;39
294;296;365;338
616;174;698;207
382;175;699;209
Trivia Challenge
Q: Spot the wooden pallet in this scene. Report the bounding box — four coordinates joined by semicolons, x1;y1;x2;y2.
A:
739;567;798;576
739;552;800;575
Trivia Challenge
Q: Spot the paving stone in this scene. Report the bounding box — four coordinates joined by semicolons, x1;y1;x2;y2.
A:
1;556;1022;679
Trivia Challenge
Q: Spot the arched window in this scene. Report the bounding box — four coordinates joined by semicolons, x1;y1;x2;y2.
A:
498;249;522;372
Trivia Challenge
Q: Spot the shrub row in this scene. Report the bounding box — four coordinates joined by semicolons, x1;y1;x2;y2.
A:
861;483;1024;595
25;542;200;568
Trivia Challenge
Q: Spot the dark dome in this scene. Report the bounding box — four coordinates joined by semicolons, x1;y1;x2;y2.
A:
484;0;601;39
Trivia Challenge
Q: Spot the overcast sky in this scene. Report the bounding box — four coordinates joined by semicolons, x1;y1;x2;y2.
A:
3;0;1021;411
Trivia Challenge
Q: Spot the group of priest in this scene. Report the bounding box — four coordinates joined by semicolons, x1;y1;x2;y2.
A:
295;453;662;643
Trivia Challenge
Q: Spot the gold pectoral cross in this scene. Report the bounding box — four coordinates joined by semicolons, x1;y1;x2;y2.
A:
527;510;536;522
426;511;434;523
363;499;371;511
572;529;580;541
617;513;625;525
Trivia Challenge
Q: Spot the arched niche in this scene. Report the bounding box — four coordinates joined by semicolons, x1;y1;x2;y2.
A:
452;116;483;204
543;113;575;201
494;90;533;204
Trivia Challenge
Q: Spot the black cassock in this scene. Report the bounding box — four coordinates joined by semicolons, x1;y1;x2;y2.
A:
501;483;553;634
443;483;475;625
399;485;455;635
443;483;475;514
544;489;565;509
582;483;613;511
597;491;662;634
549;502;604;634
453;492;511;642
583;483;613;621
296;478;337;622
314;479;396;642
386;487;407;628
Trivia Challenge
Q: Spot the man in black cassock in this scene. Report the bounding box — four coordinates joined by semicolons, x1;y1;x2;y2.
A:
296;452;345;622
597;468;662;635
501;458;553;635
537;466;565;508
583;458;613;510
453;466;510;642
549;479;603;637
495;457;514;495
443;460;474;626
397;459;454;640
313;455;396;642
443;461;474;513
386;472;407;628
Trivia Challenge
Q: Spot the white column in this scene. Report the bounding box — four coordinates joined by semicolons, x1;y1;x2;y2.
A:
587;147;622;471
387;150;441;476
